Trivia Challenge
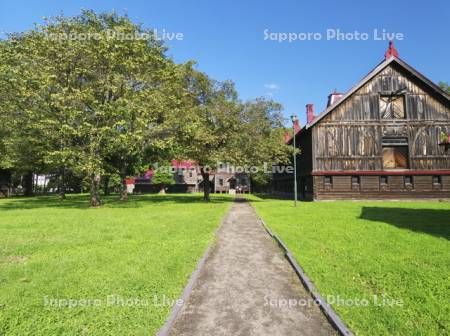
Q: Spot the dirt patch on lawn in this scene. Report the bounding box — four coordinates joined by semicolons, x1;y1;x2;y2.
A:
1;255;29;265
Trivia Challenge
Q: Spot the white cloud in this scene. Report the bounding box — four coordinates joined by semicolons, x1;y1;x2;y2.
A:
264;83;280;90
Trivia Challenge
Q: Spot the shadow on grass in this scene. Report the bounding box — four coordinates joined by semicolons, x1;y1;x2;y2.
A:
360;207;450;240
0;193;240;210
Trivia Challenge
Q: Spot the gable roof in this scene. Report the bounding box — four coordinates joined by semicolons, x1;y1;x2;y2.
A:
306;56;450;129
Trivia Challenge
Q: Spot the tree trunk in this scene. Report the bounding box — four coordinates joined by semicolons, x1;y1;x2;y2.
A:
24;172;33;196
89;173;101;207
103;175;110;196
120;181;128;201
119;173;128;201
58;167;66;200
201;168;210;202
43;175;48;195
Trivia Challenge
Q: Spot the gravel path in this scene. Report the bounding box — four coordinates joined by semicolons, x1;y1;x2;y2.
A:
167;199;336;336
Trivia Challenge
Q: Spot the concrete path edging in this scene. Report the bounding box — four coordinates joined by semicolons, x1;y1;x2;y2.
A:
255;214;354;336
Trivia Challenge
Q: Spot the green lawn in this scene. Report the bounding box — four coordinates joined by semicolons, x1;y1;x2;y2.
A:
0;194;232;335
249;195;450;336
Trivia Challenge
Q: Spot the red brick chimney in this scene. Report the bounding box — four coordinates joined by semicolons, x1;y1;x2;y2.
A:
293;118;301;133
284;130;291;143
306;104;315;123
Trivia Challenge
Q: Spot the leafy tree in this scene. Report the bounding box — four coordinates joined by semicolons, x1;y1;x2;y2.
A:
105;60;189;201
0;11;290;204
235;98;290;173
151;167;174;194
0;37;51;196
174;69;241;200
0;11;184;205
224;98;291;193
438;81;450;94
175;69;290;200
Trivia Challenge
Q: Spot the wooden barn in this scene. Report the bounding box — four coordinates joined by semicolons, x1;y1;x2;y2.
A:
273;42;450;200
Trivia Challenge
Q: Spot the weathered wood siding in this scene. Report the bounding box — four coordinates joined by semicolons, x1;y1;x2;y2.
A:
314;175;450;200
313;63;450;172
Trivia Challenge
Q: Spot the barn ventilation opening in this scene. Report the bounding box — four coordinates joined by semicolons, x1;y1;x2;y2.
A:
324;175;333;185
404;176;413;186
382;137;409;169
432;175;442;185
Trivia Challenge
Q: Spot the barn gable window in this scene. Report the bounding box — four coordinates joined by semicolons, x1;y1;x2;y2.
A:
379;95;405;119
382;137;409;169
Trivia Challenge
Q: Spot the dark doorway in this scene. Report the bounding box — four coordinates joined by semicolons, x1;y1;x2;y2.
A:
229;178;236;189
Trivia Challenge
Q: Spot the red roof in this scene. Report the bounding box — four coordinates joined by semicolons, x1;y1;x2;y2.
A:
171;159;195;169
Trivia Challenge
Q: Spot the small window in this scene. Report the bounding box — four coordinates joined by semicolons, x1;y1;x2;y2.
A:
219;178;224;186
404;176;413;185
380;95;405;119
380;176;388;185
432;176;442;184
324;176;332;185
351;176;360;184
189;171;193;178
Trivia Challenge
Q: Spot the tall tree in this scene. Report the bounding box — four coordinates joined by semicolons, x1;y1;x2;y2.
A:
176;69;290;200
175;69;242;200
1;11;290;204
0;37;51;196
1;11;183;205
235;98;291;188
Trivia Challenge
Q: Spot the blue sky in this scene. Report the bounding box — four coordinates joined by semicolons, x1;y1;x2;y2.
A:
1;0;449;125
